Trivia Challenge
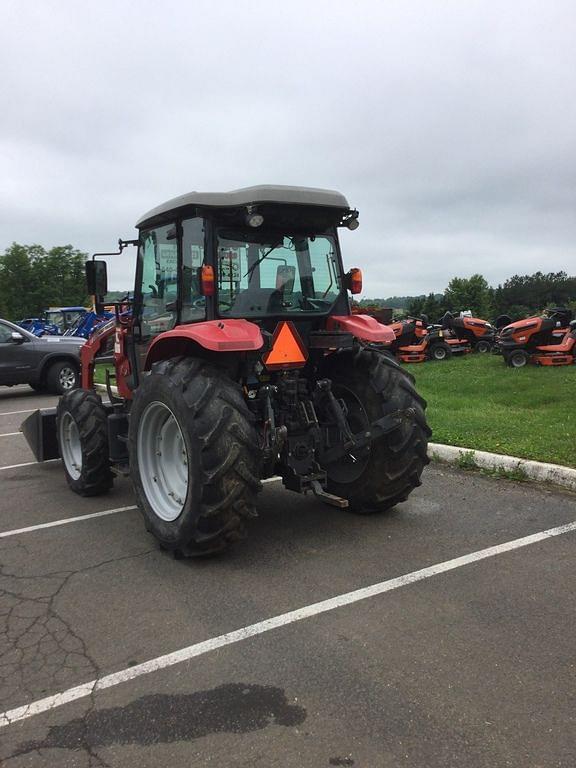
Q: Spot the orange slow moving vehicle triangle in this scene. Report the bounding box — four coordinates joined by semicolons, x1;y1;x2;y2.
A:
263;321;308;369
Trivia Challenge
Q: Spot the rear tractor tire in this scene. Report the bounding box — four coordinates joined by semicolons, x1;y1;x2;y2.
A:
320;348;431;514
429;342;452;361
128;357;262;557
56;389;114;496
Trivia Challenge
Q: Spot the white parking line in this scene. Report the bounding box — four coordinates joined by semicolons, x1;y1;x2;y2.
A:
0;480;281;535
0;506;138;539
0;459;59;472
1;518;574;728
0;432;22;438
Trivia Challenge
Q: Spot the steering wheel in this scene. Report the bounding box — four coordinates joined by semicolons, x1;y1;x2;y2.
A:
299;297;325;311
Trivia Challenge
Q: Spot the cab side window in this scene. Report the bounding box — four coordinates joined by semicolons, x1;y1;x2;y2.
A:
181;217;206;323
138;224;178;340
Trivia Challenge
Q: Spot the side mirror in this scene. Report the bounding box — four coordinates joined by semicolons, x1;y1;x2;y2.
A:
11;331;25;344
276;265;296;294
344;268;363;295
86;260;108;297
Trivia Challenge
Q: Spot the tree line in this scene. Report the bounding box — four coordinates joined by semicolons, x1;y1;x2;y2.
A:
362;272;576;322
1;242;575;325
0;243;90;321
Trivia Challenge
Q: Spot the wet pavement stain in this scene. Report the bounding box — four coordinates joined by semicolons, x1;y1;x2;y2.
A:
14;683;306;753
329;758;354;767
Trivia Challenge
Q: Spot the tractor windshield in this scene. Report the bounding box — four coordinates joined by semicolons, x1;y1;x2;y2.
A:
216;231;341;317
45;309;85;333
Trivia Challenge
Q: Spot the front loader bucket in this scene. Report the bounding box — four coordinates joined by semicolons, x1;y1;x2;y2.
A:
20;408;60;462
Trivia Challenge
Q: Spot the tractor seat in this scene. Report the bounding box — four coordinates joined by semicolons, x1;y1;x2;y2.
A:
229;288;283;315
536;332;576;353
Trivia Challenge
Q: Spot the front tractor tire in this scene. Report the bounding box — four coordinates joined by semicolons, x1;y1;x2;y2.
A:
128;358;262;557
321;348;431;514
56;389;114;496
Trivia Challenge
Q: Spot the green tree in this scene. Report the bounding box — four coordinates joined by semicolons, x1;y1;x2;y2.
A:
443;274;492;318
406;295;426;317
0;243;89;321
0;243;40;319
493;272;576;315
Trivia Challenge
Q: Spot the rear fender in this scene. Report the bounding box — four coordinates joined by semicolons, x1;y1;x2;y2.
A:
327;314;395;344
144;319;264;370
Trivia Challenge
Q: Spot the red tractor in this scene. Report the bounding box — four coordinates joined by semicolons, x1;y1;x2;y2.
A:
23;186;431;556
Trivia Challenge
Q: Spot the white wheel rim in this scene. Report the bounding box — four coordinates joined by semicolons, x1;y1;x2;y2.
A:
60;412;82;480
434;347;446;359
59;366;76;391
137;401;189;522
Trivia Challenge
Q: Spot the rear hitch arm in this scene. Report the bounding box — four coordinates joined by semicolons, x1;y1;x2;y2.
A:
310;480;349;509
319;408;417;466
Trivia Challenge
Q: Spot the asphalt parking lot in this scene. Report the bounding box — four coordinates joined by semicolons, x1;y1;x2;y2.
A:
0;384;575;768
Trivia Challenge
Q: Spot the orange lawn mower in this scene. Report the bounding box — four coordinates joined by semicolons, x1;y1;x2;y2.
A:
497;308;575;367
387;316;471;363
440;312;496;353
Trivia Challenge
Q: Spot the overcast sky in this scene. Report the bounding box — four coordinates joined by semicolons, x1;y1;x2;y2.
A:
2;0;575;296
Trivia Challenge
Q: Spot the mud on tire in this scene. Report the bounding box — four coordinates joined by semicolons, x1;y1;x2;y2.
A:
128;357;262;556
320;347;431;514
56;389;114;496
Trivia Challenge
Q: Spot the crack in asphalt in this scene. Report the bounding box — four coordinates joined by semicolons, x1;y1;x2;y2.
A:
0;545;154;766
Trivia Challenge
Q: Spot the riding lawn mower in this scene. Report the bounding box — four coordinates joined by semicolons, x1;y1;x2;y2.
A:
387;316;471;363
497;308;575;367
440;312;495;353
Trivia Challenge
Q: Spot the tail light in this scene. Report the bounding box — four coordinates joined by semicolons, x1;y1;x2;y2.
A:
200;265;215;296
346;268;363;295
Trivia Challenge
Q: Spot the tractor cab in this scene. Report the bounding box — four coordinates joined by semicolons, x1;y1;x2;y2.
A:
133;187;361;347
86;186;392;395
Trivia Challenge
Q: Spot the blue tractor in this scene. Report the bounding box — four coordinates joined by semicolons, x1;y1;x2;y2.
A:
62;309;114;339
18;307;88;337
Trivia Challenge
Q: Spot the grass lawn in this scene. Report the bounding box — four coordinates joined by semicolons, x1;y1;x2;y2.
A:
93;363;112;385
93;355;575;468
408;353;576;468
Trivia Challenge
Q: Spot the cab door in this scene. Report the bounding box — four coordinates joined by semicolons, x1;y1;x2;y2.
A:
133;223;179;374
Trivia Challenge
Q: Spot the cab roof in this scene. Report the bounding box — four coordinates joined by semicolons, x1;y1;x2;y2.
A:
136;185;350;228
